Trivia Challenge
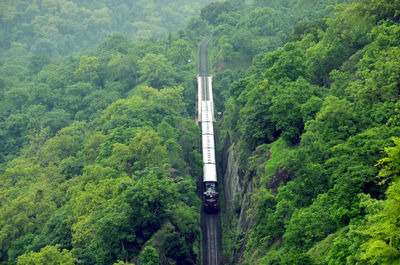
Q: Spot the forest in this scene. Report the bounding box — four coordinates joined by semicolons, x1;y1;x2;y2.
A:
0;1;210;263
0;0;214;58
208;0;400;264
1;0;400;264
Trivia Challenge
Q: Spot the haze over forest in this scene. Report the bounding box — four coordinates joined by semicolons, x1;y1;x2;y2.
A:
1;0;400;264
0;0;216;57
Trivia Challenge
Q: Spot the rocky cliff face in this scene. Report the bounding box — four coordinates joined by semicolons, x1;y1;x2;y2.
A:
220;132;294;263
220;132;257;261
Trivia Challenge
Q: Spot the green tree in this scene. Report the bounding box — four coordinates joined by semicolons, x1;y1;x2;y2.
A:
200;1;236;25
168;40;192;68
283;197;337;251
360;137;400;264
139;246;160;265
64;82;94;113
40;122;86;166
162;233;193;265
239;80;276;150
137;53;174;89
17;245;77;265
98;34;133;55
129;127;167;171
263;42;308;83
28;54;50;74
268;78;323;145
301;96;359;148
41;109;72;134
74;56;100;84
107;52;138;87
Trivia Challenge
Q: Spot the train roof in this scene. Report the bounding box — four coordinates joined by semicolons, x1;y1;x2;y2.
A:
202;134;215;149
202;121;214;135
201;100;213;111
202;146;216;164
201;111;213;122
204;164;217;182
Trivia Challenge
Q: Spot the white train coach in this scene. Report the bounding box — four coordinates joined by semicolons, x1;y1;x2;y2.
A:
201;100;219;213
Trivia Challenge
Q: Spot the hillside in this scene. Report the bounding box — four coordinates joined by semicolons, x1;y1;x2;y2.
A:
0;7;207;264
0;0;215;58
1;0;400;264
210;0;400;264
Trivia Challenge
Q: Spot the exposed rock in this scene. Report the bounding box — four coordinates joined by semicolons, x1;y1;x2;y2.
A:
220;131;295;263
266;167;291;194
220;132;258;262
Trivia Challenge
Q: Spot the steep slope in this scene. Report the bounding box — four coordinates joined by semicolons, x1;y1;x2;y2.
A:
0;13;208;264
210;0;400;264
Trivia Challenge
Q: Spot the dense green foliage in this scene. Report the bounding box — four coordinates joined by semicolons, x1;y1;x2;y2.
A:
0;7;209;263
211;0;400;264
0;0;214;57
0;26;206;164
0;84;202;264
0;82;203;264
201;0;347;114
3;0;400;264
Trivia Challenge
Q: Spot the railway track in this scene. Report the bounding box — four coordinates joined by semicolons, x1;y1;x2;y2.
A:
198;38;222;265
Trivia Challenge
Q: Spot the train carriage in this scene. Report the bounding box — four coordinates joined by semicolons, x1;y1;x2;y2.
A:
201;99;219;213
202;121;214;135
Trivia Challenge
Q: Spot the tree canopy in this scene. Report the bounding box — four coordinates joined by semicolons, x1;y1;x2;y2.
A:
212;0;400;264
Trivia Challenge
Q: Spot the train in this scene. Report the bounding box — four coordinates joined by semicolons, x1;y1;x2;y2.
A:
201;100;219;213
